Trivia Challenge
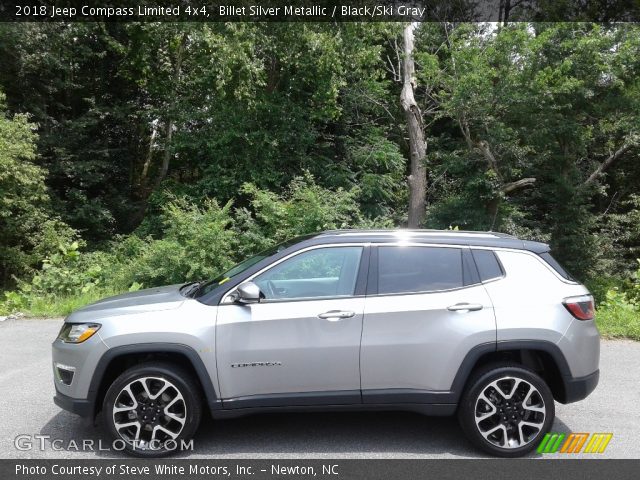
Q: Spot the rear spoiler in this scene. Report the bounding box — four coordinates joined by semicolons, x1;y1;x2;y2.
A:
521;240;550;254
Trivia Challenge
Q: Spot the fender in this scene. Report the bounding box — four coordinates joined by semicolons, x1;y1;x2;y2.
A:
448;339;577;404
87;343;222;417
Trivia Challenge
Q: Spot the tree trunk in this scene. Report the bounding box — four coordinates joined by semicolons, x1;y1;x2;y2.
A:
502;0;512;24
153;118;174;190
139;118;159;186
130;32;187;226
152;32;187;191
400;23;427;228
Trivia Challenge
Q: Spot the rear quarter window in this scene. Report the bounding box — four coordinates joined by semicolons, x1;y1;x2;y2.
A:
471;249;504;281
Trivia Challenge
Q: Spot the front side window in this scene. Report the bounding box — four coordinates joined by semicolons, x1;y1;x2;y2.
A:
377;246;463;294
254;246;363;300
194;235;314;298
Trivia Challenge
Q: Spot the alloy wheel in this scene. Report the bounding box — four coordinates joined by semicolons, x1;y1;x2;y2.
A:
112;376;187;449
474;376;546;449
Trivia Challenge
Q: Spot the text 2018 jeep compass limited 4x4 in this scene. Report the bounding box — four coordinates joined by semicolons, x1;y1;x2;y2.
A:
52;230;599;457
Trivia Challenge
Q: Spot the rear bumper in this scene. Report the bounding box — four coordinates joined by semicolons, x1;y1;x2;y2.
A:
561;369;599;404
53;390;93;417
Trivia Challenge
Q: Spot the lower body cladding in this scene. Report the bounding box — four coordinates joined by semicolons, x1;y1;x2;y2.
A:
215;389;457;419
53;385;459;420
561;369;599;403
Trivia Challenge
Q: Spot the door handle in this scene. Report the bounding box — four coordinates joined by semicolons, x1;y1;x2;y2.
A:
447;303;483;312
318;310;355;320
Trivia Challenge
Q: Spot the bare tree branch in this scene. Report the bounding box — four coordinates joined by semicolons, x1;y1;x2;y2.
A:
357;88;396;121
584;141;636;185
476;139;500;176
502;177;536;195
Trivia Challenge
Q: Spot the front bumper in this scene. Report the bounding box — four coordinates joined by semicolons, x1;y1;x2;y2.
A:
51;332;107;418
53;390;93;417
561;369;599;404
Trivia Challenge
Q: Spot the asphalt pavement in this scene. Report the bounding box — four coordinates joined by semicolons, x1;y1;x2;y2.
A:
0;318;638;459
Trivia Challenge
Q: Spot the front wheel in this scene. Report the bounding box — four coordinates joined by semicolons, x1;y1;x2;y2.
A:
458;364;554;457
102;362;202;457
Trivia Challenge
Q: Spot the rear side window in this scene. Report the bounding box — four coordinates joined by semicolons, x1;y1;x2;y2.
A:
471;249;504;282
539;252;574;281
377;246;463;294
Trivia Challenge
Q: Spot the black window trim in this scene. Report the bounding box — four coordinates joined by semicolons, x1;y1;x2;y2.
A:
538;251;576;283
469;246;581;286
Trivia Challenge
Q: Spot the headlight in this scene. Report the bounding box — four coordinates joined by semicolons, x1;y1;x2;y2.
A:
57;323;101;343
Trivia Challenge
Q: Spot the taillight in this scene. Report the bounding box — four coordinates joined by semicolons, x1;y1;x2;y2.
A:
563;294;595;320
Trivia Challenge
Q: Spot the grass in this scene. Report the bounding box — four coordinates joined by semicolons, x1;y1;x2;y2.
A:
1;289;119;318
595;304;640;341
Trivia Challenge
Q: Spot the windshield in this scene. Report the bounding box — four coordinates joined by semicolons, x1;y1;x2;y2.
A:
193;235;313;298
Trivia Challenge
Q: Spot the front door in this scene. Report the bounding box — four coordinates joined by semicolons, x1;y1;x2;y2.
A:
216;245;367;407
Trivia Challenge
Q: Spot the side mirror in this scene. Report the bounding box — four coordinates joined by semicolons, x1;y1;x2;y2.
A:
235;282;261;304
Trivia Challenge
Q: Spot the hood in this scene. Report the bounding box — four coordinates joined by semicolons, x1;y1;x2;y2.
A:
66;284;187;322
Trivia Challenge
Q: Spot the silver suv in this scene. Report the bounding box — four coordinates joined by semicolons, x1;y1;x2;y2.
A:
52;230;600;457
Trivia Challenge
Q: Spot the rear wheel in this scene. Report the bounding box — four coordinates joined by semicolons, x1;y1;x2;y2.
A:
458;364;554;457
102;362;202;457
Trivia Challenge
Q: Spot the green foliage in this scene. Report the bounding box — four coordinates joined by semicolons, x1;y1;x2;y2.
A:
239;174;362;241
0;289;119;318
2;239;104;313
585;275;621;305
595;260;640;340
0;90;67;286
1;178;378;315
235;173;395;257
0;22;639;341
596;289;640;341
0;23;135;239
120;198;237;286
416;23;640;281
598;195;640;278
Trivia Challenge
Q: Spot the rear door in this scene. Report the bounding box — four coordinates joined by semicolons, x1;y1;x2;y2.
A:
360;244;496;402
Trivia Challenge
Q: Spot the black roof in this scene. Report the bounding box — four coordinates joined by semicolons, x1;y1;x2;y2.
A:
304;229;550;254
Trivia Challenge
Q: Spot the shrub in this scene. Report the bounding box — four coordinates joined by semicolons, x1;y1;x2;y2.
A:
234;173;392;257
595;260;640;341
1;177;394;316
0;239;109;316
118;198;237;287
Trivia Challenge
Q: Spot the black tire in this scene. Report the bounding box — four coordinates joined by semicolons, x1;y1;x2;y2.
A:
102;362;202;457
458;363;554;457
